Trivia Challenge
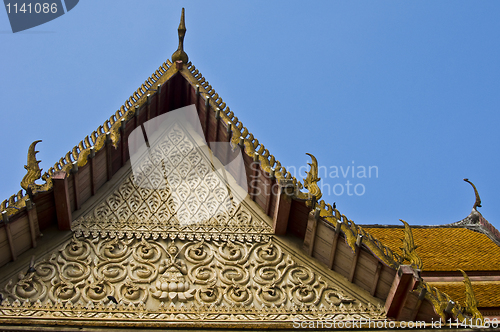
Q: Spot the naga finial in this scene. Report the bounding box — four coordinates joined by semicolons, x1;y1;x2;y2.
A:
303;153;322;201
464;178;481;211
295;153;322;207
21;140;43;191
171;8;188;64
400;219;423;270
458;269;483;320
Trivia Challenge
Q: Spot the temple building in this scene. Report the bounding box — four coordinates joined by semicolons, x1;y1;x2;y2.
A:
0;9;499;330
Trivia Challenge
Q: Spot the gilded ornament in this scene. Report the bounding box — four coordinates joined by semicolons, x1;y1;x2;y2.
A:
171;8;188;64
0;140;54;215
295;153;322;207
315;200;403;267
358;228;402;269
0;235;385;326
418;281;466;322
342;215;358;252
303;153;321;198
400;219;423;270
20;140;43;191
458;269;483;321
180;43;409;276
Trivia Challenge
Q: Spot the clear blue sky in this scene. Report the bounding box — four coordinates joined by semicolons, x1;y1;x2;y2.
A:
1;1;500;229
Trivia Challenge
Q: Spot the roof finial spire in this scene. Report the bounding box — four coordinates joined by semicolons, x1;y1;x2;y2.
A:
464;178;482;211
172;8;188;64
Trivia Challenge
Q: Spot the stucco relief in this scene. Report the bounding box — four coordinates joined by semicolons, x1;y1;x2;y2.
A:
0;235;385;322
72;153;272;239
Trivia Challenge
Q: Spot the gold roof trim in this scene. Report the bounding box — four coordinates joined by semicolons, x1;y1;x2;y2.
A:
180;64;459;323
177;61;418;275
20;140;42;191
400;219;423;270
417;271;487;322
1;58;174;217
417;280;466;321
296;153;322;206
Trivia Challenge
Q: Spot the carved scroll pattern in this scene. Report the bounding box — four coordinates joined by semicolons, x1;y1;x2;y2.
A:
1;236;385;322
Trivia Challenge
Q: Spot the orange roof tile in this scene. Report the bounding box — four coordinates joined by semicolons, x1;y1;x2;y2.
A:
428;281;500;308
363;227;500;271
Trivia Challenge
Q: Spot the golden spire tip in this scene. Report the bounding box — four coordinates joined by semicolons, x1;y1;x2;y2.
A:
172;8;188;64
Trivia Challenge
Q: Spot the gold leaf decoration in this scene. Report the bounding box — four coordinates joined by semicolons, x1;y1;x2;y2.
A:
20;140;42;191
296;153;322;207
459;269;483;320
400;219;423;270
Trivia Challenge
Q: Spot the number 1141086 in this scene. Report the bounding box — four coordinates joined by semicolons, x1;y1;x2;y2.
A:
5;3;58;14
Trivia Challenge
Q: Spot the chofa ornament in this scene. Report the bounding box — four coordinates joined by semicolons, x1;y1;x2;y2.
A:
295;153;323;207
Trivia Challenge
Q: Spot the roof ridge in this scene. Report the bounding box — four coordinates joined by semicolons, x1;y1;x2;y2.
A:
444;210;500;246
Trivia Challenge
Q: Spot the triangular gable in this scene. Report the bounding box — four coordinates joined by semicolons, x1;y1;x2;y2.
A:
0;95;387;328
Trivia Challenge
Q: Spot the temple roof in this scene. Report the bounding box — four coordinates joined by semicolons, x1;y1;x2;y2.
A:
364;212;500;316
427;281;500;309
0;8;498;328
364;225;500;272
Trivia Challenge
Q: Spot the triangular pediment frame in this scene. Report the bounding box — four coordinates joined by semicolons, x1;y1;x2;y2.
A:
0;106;386;328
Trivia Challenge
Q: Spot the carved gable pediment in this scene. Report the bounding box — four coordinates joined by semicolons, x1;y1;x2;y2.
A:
0;104;386;329
1;233;385;327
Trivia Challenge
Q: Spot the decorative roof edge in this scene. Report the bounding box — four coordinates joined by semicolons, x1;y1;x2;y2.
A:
447;211;500;247
0;35;471;322
178;62;409;268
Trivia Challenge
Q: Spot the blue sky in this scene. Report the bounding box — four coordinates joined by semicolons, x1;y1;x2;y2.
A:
1;1;500;229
